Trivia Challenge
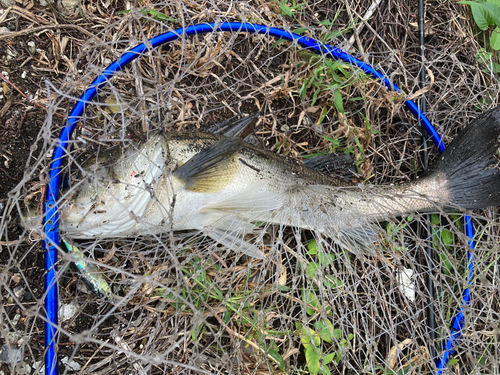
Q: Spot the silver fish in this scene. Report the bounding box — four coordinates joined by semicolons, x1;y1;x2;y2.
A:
59;107;500;258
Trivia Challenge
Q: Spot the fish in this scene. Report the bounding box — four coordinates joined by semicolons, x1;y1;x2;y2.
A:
57;106;500;259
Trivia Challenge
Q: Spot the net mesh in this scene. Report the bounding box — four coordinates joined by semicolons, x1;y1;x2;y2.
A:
1;0;500;374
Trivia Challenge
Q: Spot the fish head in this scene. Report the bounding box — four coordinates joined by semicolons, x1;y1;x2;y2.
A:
59;132;171;237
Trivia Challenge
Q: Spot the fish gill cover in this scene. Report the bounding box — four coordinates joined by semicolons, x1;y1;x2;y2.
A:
1;1;500;374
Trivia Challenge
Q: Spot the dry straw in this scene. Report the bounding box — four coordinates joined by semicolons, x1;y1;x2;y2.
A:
1;1;499;374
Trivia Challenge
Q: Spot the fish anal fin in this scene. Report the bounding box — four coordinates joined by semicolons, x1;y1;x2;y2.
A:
173;137;243;193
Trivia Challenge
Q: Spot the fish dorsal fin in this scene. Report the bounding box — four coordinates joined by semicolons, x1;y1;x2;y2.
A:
207;112;261;138
304;153;357;183
173;137;243;193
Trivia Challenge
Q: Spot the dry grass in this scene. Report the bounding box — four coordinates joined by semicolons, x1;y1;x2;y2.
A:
1;0;500;374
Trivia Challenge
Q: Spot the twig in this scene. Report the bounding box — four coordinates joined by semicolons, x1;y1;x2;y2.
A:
0;240;21;246
78;339;110;374
406;66;435;101
0;23;97;41
213;314;282;366
343;0;366;58
0;166;17;180
0;5;51;25
346;0;384;52
127;20;148;133
113;333;147;375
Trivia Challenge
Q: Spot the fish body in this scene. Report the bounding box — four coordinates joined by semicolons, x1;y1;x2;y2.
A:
60;107;500;258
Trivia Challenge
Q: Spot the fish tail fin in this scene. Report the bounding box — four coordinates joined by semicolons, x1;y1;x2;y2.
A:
429;105;500;209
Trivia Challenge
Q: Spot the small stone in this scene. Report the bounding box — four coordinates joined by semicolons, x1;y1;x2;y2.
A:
0;345;21;364
11;273;20;284
61;357;82;371
13;285;24;300
23;291;33;301
6;49;16;60
0;27;9;34
32;361;43;374
3;331;20;344
60;302;78;322
57;0;80;16
11;313;20;326
27;41;35;54
15;362;31;375
21;71;27;79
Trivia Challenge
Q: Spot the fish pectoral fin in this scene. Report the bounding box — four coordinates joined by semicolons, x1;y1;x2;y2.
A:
202;181;283;214
173;137;243;193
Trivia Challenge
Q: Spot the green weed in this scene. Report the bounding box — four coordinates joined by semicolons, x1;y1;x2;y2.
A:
302;136;340;159
302;130;370;175
383;215;414;253
275;0;306;19
298;320;354;374
295;238;353;374
302;239;341;290
459;0;500;73
155;256;288;369
298;55;353;109
118;8;179;23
